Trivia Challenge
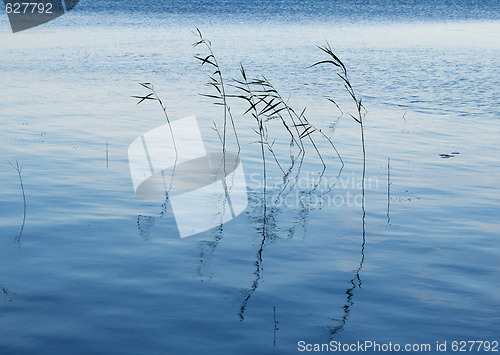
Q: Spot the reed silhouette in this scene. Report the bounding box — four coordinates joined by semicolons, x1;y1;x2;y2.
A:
313;43;367;335
133;35;369;336
10;159;26;246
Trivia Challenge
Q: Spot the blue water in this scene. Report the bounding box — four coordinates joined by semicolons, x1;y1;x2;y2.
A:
64;0;500;21
1;1;500;354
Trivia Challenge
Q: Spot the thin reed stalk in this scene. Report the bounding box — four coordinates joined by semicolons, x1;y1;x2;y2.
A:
133;83;178;158
10;159;26;245
193;28;240;158
312;43;366;207
313;43;368;335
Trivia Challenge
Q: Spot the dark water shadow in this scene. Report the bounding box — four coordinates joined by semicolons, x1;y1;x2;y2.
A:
1;285;16;302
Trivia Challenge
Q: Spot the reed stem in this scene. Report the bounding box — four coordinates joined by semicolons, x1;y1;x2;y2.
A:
10;159;26;245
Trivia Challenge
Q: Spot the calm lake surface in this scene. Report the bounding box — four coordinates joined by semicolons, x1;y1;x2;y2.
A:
1;1;499;354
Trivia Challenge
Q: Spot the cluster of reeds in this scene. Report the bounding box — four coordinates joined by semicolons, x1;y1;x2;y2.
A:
134;31;359;205
192;32;369;325
234;67;344;169
191;30;346;215
134;31;368;330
